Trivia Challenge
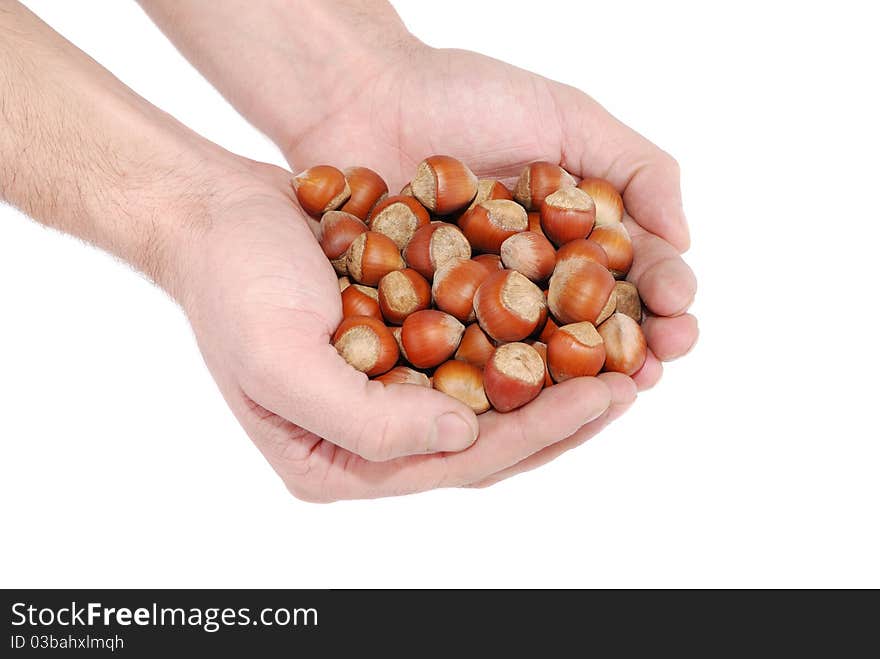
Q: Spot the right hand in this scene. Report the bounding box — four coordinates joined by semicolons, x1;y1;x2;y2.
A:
173;162;624;502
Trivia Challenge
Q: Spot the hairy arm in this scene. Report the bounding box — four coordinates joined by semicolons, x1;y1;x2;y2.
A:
136;0;415;157
0;0;247;297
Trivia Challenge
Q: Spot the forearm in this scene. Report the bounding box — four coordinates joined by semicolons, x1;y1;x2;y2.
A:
136;0;418;157
0;1;240;296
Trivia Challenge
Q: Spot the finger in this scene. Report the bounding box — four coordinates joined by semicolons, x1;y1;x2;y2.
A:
324;376;613;499
642;314;699;362
242;328;479;462
555;87;690;251
624;215;697;317
631;348;663;391
468;372;637;488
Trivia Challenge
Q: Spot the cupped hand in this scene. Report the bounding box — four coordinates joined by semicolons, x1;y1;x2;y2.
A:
175;163;624;501
283;45;699;392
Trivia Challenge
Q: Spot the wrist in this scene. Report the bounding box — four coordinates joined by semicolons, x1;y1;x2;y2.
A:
0;1;256;303
139;0;425;162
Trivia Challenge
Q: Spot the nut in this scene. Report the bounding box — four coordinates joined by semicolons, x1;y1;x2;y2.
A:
483;342;545;412
377;268;431;325
462;179;513;216
319;211;368;275
589;223;633;278
527;211;545;236
513;161;577;210
472;253;504;272
454;323;496;368
459;199;528;254
546;322;606;381
473;270;547;342
500;231;556;282
528;340;555;388
341;283;382;321
400;310;465;369
333;315;398;376
432;360;491;414
345;231;405;286
537;313;559;344
403;222;471;280
374;366;431;387
367;195;430;250
577;177;624;227
614;281;643;322
597;312;647;375
555;238;610;270
547;259;616;325
432;258;491;322
411;155;479;215
292;165;351;216
340;166;388;220
539;186;596;246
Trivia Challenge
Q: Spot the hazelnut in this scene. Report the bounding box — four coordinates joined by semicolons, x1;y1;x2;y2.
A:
433;360;491;414
483;342;545;412
292;165;351;216
377;269;432;325
473;270;547;342
333;315;398;376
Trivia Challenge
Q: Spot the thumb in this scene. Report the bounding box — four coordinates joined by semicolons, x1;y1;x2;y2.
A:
244;342;479;462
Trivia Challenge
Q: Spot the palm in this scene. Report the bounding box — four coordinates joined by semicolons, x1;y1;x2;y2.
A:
182;173;622;501
287;49;563;190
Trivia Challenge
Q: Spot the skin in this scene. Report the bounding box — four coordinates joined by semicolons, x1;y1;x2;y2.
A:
3;1;698;502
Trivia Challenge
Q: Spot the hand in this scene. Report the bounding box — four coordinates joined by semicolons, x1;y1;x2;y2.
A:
176;163;625;501
280;45;698;482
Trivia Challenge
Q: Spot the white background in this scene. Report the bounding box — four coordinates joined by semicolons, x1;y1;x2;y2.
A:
1;1;878;588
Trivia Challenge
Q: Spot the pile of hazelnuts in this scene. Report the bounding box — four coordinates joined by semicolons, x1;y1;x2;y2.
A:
292;156;646;414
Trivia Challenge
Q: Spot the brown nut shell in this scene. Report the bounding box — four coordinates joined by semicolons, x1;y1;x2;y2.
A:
500;231;556;282
432;258;492;323
589;223;633;278
400;310;465;369
547;322;606;381
333;315;399;376
454;323;496;368
597;312;647;375
367;195;430;250
528;341;555;388
547;259;616;325
341;284;382;321
577;177;624;227
474;270;547;342
614;281;643;323
319;211;368;275
292;165;351;216
555;238;610;270
513;162;577;210
377;268;432;325
346;231;405;286
483;342;545;412
374;366;431;387
403;222;471;280
459;199;529;254
340;166;388;220
433;360;491;414
411;155;479;215
540;186;596;246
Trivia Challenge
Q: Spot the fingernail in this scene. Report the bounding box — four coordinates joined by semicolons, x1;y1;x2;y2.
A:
430;413;478;452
